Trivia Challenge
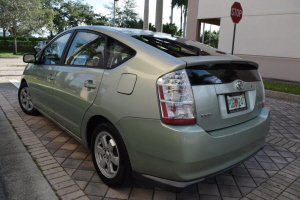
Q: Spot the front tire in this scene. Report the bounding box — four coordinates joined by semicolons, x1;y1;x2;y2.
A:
91;122;132;188
18;82;39;115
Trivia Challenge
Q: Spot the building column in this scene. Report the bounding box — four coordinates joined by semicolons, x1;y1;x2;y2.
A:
186;0;200;40
143;0;149;30
155;0;163;32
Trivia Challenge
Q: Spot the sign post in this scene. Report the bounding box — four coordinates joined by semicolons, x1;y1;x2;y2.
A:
230;2;243;55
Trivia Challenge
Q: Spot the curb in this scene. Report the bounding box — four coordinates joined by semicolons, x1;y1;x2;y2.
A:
266;90;300;104
0;93;88;200
0;96;59;200
0;56;21;59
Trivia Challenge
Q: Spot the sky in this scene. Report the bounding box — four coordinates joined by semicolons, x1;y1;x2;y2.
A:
84;0;220;34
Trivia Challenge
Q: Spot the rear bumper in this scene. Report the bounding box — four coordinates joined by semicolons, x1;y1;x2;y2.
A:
115;108;270;185
140;147;262;188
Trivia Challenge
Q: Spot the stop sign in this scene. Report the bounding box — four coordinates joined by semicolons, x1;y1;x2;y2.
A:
231;2;243;23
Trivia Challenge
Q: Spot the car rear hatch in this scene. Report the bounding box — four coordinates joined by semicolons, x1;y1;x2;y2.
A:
181;57;265;132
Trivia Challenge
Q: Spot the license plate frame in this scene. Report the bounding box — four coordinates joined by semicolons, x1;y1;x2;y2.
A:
225;92;247;114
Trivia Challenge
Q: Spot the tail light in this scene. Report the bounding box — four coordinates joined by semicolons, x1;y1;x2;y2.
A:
157;69;196;124
258;72;265;108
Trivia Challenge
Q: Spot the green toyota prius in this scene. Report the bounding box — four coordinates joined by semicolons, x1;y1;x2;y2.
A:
20;26;270;189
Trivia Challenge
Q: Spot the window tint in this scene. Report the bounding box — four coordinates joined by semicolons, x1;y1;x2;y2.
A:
132;35;200;57
106;37;136;69
65;32;105;67
41;33;71;64
186;64;261;85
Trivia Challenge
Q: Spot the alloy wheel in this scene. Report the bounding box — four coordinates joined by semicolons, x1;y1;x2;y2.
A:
94;131;120;178
20;87;34;112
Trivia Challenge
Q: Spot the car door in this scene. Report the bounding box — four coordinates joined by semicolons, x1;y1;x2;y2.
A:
52;31;106;137
27;32;73;119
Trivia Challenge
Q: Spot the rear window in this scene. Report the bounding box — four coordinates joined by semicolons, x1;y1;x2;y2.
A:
186;63;261;85
132;35;200;57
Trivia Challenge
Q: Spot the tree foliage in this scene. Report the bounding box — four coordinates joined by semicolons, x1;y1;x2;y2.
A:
104;0;140;28
126;19;143;29
148;23;155;31
53;0;97;33
93;14;110;26
200;30;219;48
171;0;188;37
40;0;62;35
162;23;181;36
0;0;51;54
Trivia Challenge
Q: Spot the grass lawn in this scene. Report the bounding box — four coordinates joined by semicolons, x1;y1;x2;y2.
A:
264;80;300;95
0;51;33;57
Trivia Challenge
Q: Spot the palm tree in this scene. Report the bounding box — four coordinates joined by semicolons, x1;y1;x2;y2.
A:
143;0;149;30
170;3;173;24
171;0;187;37
182;0;188;37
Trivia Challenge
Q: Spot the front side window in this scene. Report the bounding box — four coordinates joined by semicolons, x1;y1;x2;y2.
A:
65;32;106;67
41;33;72;65
106;37;136;69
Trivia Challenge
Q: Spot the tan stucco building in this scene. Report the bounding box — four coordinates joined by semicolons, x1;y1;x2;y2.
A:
186;0;300;82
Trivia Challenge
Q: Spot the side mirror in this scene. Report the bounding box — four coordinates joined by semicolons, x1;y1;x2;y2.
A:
23;54;36;63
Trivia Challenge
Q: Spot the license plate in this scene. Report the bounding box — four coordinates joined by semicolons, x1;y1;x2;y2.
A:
225;92;247;114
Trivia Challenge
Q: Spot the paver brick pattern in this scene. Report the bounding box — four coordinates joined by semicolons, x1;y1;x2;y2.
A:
1;91;300;200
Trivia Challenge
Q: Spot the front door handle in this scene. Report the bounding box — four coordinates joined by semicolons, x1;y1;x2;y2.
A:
47;74;55;82
84;80;96;90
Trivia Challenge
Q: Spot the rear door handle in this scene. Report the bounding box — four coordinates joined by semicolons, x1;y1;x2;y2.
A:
84;80;96;90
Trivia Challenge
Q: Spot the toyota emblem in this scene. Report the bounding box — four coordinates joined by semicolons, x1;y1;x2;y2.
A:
236;80;244;90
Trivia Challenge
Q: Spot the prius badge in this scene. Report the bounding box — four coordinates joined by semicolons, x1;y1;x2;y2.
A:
236;80;244;90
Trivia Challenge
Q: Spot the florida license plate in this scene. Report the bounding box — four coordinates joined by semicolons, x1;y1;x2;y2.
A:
225;92;247;114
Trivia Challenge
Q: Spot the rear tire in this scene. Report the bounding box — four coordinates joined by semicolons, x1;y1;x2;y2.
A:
91;122;132;188
18;82;39;115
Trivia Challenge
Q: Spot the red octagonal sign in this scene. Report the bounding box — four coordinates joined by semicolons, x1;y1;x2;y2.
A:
231;2;243;23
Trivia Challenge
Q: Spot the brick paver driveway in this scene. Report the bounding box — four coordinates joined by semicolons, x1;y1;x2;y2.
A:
0;90;299;200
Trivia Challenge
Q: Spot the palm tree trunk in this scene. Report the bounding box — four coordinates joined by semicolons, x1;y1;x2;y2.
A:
155;0;163;32
183;7;187;37
180;5;183;35
170;4;173;24
143;0;149;30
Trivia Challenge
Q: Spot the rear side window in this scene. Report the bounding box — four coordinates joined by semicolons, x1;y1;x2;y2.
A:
186;63;261;85
106;37;136;69
65;32;105;67
41;33;72;65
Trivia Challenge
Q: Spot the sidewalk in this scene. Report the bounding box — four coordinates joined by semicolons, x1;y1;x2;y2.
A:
0;57;25;90
0;104;58;200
